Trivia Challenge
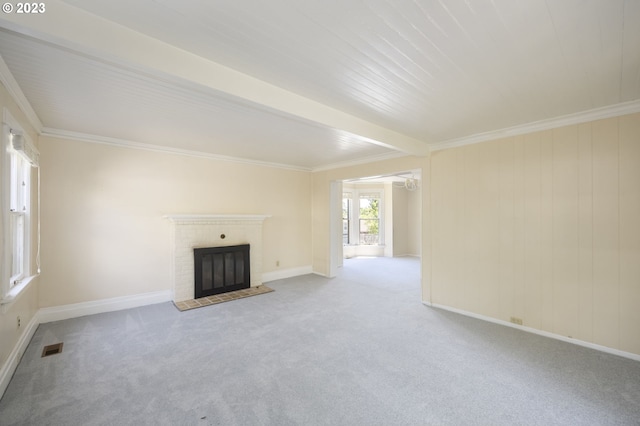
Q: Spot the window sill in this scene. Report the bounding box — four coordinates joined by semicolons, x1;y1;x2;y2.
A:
0;274;38;310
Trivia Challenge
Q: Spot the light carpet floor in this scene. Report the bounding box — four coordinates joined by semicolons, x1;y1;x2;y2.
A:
1;257;639;425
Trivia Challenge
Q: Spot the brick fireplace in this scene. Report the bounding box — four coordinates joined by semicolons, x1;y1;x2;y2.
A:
164;214;270;303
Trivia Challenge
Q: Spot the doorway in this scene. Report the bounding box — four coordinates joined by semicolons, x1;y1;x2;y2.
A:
332;169;422;271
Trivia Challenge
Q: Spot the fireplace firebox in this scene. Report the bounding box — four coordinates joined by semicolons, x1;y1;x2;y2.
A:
194;244;250;298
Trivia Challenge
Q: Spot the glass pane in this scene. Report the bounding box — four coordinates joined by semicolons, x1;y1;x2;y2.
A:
9;213;24;282
359;196;379;219
213;254;224;288
224;253;235;286
342;198;350;220
342;219;349;244
359;218;379;245
235;251;245;284
201;255;212;291
9;154;18;212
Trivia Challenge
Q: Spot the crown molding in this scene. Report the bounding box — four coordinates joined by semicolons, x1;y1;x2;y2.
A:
430;100;640;151
40;128;312;172
0;53;43;133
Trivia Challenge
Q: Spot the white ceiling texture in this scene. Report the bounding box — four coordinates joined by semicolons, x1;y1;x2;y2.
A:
0;0;639;170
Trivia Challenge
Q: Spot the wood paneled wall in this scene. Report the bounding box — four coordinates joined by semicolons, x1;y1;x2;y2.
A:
430;113;640;355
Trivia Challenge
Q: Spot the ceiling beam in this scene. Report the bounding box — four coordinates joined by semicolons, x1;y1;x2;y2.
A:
0;0;431;156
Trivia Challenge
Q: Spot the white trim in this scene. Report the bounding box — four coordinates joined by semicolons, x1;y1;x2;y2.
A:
38;290;172;324
425;302;640;363
429;100;640;151
0;312;38;399
262;265;313;283
0;274;38;311
0;289;171;399
0;54;43;133
41;128;312;172
163;214;270;224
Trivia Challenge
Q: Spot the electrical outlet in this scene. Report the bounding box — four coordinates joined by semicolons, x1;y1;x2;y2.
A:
17;316;21;329
510;317;523;325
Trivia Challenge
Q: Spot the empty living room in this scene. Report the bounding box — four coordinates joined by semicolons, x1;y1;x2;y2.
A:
1;1;639;425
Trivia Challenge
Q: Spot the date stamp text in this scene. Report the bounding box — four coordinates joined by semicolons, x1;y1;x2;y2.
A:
3;3;46;14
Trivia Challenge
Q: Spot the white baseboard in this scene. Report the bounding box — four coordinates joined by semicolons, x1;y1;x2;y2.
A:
425;301;640;362
261;265;313;283
1;290;172;399
38;290;172;324
0;313;39;399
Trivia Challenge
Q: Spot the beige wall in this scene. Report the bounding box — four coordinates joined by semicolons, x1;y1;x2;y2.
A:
38;136;312;307
430;113;640;355
0;83;40;372
393;185;421;257
392;185;408;255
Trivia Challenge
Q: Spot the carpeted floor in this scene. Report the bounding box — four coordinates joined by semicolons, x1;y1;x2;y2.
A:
1;256;639;425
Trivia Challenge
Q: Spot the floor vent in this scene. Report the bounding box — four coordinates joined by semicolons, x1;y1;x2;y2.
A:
42;343;63;357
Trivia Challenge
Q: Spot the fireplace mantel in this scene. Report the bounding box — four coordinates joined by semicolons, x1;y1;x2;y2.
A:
165;214;270;302
164;214;271;224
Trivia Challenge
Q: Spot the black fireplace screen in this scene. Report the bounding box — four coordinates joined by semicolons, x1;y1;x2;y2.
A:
194;244;250;298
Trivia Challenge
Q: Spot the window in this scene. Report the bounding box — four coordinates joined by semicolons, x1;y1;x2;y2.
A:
359;193;380;245
1;110;39;304
342;193;351;244
342;189;383;247
9;148;29;285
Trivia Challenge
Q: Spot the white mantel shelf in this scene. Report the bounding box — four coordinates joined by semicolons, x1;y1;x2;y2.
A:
164;214;271;223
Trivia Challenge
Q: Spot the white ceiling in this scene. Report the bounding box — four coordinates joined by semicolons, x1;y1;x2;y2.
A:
1;0;639;170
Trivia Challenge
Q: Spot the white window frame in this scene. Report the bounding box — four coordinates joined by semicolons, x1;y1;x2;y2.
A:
342;188;384;246
342;192;352;245
9;151;29;284
1;109;39;307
